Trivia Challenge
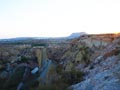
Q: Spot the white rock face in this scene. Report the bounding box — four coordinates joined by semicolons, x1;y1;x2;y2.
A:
70;54;120;90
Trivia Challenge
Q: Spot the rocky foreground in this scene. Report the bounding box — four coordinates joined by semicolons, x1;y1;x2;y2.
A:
0;33;120;90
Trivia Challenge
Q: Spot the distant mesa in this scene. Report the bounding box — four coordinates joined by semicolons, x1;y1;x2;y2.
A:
67;32;87;39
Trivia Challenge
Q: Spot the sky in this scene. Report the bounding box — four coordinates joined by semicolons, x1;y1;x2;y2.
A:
0;0;120;39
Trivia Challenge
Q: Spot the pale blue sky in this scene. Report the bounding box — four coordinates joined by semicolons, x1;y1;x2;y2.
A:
0;0;120;39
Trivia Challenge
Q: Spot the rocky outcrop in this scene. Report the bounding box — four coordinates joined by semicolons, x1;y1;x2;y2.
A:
70;56;120;90
69;37;120;90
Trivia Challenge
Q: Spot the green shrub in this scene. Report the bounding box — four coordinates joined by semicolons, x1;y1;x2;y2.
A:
80;46;91;64
61;68;85;85
30;66;85;90
36;82;69;90
20;56;29;63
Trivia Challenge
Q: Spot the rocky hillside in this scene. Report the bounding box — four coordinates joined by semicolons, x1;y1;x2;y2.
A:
69;34;120;90
47;33;120;90
48;33;120;67
0;33;120;90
